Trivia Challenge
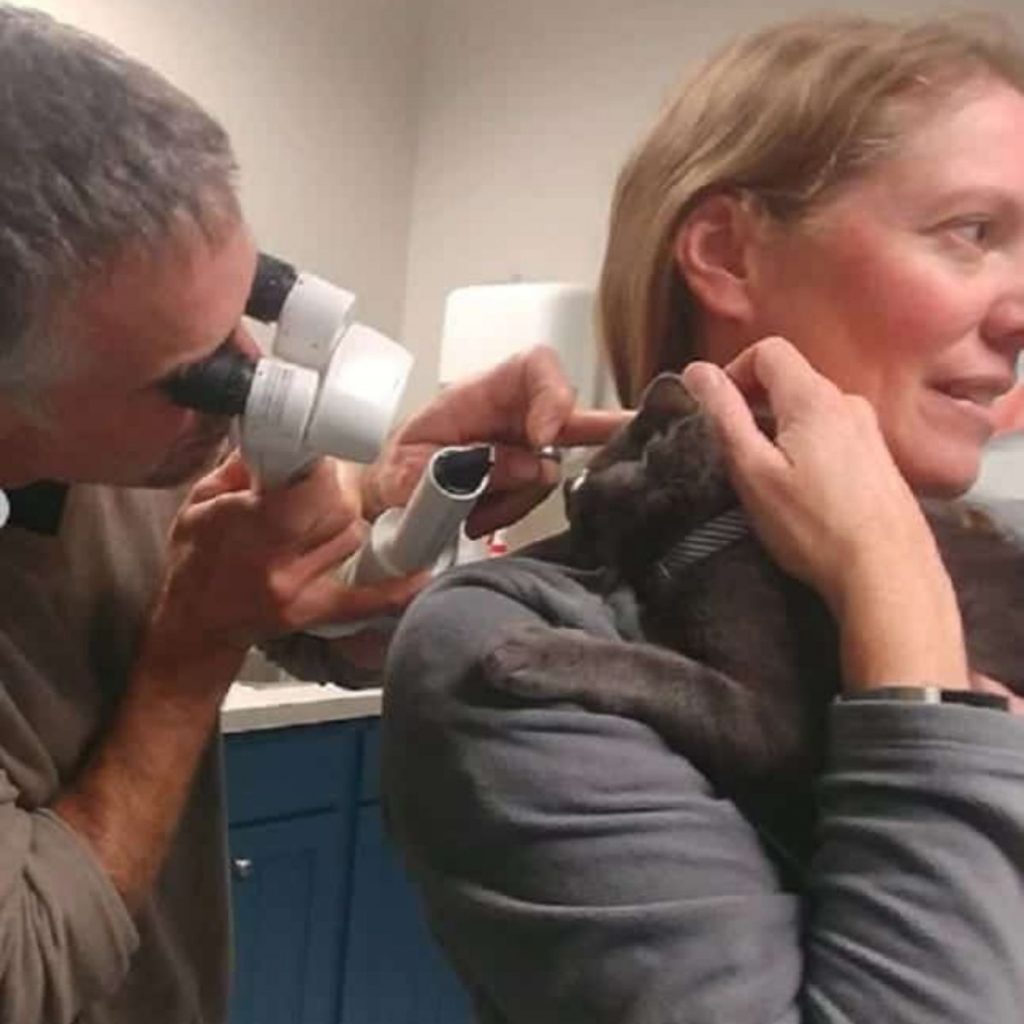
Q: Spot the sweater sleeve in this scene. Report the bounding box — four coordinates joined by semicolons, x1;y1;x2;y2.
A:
382;582;1024;1024
0;770;139;1024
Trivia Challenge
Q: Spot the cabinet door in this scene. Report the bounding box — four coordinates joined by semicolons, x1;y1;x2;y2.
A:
229;812;350;1024
340;802;472;1024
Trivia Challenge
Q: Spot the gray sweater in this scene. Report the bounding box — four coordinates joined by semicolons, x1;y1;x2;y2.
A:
0;485;230;1024
382;553;1024;1023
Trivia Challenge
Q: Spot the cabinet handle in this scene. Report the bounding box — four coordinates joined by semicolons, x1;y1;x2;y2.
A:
232;857;254;881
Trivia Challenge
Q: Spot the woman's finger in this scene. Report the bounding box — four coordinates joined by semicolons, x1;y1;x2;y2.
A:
681;361;786;478
725;336;842;431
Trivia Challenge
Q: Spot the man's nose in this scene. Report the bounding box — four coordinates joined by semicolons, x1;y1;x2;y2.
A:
232;322;264;360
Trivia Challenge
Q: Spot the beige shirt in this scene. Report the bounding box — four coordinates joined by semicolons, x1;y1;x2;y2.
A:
0;485;230;1024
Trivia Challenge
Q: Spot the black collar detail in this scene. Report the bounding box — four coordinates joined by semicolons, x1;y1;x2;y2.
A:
5;481;69;535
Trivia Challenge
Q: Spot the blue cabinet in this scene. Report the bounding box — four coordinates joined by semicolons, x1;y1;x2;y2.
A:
224;716;472;1024
229;813;349;1024
340;796;472;1024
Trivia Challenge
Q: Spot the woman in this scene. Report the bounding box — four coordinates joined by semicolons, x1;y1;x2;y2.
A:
383;14;1024;1023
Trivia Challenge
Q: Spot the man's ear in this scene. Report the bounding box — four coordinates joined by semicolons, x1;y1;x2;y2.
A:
673;192;763;325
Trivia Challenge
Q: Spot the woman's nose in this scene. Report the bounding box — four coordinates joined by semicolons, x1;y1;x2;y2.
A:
982;279;1024;355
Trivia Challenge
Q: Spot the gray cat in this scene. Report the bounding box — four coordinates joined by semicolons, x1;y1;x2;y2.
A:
480;374;1024;880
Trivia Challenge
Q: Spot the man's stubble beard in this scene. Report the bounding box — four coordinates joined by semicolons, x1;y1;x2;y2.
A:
140;416;233;488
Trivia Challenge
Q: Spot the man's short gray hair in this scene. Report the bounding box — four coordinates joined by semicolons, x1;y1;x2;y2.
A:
0;5;239;395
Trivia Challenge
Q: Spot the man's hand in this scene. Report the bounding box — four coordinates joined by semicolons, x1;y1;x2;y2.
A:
56;452;426;908
362;345;630;538
145;453;425;682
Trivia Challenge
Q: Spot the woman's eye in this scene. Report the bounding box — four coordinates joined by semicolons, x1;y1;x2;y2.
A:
947;219;993;247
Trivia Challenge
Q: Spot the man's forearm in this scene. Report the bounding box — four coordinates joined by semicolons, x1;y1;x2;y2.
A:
52;641;241;910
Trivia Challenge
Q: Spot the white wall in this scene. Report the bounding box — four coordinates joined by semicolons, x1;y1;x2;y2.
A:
22;0;424;339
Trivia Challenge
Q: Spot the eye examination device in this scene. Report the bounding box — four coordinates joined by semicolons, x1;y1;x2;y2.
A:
161;252;492;635
162;252;413;486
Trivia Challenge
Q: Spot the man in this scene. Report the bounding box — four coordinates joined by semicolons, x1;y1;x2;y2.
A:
0;8;622;1023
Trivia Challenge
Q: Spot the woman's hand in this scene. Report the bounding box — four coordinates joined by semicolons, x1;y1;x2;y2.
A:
682;336;969;692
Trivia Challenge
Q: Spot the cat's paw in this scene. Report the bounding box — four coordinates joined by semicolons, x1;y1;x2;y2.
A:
482;623;589;702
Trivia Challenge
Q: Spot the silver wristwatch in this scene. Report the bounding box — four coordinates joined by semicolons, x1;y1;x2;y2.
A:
840;685;1010;712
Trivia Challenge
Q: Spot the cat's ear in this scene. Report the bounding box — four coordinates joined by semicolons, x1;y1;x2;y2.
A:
628;373;700;443
580;372;694;472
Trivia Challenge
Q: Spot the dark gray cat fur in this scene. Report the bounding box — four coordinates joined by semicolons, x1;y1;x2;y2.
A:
480;374;1024;879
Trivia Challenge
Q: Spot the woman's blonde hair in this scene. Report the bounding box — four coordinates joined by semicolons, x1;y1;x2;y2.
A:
599;13;1024;406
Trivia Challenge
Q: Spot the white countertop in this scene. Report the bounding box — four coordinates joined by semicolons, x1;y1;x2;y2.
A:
221;680;382;733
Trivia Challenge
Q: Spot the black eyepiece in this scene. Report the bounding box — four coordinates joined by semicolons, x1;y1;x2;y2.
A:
246;252;299;323
161;342;256;416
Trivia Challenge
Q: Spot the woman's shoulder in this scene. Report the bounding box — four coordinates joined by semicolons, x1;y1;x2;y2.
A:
387;553;625;695
383;551;729;814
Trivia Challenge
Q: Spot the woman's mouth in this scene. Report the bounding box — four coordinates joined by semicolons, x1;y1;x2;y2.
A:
928;378;1013;435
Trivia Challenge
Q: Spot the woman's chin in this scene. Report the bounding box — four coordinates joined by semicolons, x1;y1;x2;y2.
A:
903;458;980;499
894;436;982;499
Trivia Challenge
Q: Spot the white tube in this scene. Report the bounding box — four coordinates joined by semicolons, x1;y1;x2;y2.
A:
342;444;492;585
305;445;491;639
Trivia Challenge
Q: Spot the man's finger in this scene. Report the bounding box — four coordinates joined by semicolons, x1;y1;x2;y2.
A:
297;570;431;626
189;449;251;503
555;408;633;447
466;483;555;538
253;458;361;548
405;345;576;448
293;517;368;570
486;444;560;494
516;345;576;447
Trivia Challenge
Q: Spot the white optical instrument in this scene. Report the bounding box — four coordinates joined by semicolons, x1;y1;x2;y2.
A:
162;252;412;486
162;253;492;641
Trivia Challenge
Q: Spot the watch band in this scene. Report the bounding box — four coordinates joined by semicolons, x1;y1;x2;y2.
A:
840;685;1011;712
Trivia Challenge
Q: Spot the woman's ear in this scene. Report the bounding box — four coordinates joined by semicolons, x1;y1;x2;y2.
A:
673;192;763;325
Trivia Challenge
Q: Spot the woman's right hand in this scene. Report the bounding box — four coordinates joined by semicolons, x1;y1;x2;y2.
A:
681;336;969;692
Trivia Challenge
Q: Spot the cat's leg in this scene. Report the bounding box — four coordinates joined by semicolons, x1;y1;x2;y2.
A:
480;622;812;792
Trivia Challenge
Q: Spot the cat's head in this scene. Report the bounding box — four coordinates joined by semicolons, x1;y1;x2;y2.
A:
565;372;738;580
